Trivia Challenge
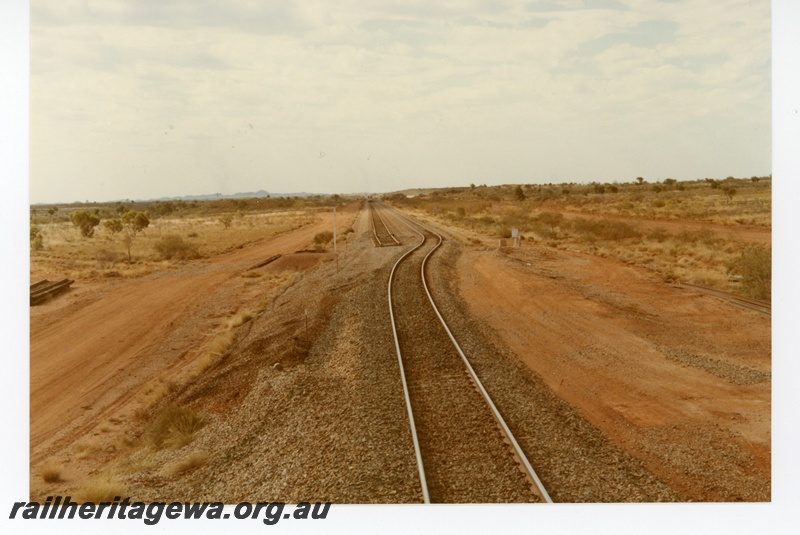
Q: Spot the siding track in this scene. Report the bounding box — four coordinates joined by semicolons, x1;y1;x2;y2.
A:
369;201;401;246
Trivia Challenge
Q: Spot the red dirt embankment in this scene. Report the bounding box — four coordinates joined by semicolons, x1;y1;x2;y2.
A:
29;208;356;474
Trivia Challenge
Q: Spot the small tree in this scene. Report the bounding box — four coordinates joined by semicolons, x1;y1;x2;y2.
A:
724;186;737;203
513;185;526;201
219;215;233;229
122;210;149;235
103;218;123;234
636;177;645;185
70;210;100;238
119;211;149;262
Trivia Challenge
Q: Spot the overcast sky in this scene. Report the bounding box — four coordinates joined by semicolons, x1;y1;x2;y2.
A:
30;0;771;204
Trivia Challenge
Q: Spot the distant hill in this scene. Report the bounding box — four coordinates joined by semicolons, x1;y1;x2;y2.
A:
144;190;315;202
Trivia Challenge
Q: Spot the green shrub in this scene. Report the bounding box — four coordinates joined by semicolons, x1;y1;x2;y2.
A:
70;210;100;237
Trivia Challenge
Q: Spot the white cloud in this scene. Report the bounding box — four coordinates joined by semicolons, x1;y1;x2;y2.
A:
30;0;771;202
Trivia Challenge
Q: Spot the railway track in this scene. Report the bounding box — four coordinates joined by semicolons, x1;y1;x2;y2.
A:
674;283;771;316
368;201;400;246
380;203;552;503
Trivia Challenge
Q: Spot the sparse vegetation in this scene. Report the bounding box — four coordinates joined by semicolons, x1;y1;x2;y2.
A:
313;231;334;251
78;474;126;503
147;405;206;450
40;462;63;483
122;211;150;235
154;234;200;260
103;218;123;234
385;176;770;295
30;224;44;250
30;196;348;282
728;245;771;301
70;210;101;238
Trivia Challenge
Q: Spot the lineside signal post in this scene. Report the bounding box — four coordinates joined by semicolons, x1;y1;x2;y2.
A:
511;228;520;248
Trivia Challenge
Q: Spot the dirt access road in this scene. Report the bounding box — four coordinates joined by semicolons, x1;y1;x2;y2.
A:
29;207;357;474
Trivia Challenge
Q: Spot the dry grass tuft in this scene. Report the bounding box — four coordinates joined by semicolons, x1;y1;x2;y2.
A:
74;439;104;460
40;462;63;483
77;475;126;503
167;450;209;475
227;310;254;328
207;329;234;355
147;405;206;450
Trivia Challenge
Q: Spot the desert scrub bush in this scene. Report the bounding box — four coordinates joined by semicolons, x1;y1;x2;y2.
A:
154;234;200;260
647;227;670;243
219;214;233;229
728;245;771;301
103;218;123;234
194;329;235;374
531;212;564;239
570;218;640;241
227;310;254;328
70;210;101;238
95;247;123;266
30;225;44;250
40;462;63;483
313;231;334;246
78;475;126;503
675;229;722;247
147;405;206;450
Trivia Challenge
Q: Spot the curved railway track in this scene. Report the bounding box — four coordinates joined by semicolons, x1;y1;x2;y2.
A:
379;202;552;504
369;201;400;246
674;282;771;316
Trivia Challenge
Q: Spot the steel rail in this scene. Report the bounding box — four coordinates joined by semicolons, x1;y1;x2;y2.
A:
384;203;431;503
674;282;771;316
383;203;553;504
368;201;382;246
373;203;401;245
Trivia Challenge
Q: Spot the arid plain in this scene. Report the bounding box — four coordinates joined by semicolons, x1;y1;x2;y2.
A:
29;178;770;502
